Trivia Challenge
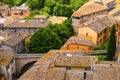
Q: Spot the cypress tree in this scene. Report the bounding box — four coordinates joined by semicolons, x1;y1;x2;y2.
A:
107;25;116;60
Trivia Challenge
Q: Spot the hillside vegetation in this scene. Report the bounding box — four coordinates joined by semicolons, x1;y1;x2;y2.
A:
0;0;88;17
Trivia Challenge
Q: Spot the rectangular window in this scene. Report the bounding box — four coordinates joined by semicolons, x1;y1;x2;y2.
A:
86;33;88;36
84;72;87;80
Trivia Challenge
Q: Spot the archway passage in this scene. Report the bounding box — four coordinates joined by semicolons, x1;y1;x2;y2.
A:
19;61;36;78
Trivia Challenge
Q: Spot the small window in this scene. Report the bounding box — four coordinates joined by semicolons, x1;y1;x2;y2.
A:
84;72;87;80
77;46;79;49
90;37;92;39
14;13;18;15
86;33;88;36
20;11;23;15
66;67;71;70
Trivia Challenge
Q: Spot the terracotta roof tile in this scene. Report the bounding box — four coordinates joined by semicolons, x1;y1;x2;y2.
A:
0;5;9;10
34;15;47;19
55;52;97;67
94;62;120;80
72;2;107;17
11;6;29;10
47;16;67;24
19;50;92;80
66;70;94;80
79;15;116;33
61;36;94;48
3;34;28;47
0;51;14;66
4;20;50;28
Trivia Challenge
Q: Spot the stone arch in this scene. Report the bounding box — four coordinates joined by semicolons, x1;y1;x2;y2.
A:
19;61;36;77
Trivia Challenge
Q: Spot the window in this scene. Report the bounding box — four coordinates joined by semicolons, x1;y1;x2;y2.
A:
77;46;79;49
97;41;99;45
86;33;88;36
90;37;92;39
66;67;71;70
84;72;87;80
14;13;18;15
67;46;69;49
20;11;23;16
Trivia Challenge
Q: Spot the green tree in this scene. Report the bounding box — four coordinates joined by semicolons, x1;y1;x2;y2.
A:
3;0;14;6
107;25;116;60
26;18;74;53
14;0;22;6
3;0;23;6
26;0;45;10
70;0;88;10
27;28;62;53
40;7;51;14
63;18;74;35
53;4;73;17
62;0;70;4
48;18;74;43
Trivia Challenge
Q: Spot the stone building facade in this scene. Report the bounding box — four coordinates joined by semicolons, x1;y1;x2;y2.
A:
10;6;30;20
72;0;116;34
78;15;117;46
0;51;15;80
2;34;28;54
3;20;50;33
0;5;10;17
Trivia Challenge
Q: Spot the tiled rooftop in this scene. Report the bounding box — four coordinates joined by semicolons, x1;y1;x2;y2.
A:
0;5;9;10
109;4;120;16
66;70;94;80
94;0;114;4
19;49;120;80
47;16;67;24
0;50;14;66
34;15;47;19
94;62;120;80
72;2;107;17
19;50;98;80
3;34;28;47
55;54;97;67
79;15;116;33
61;36;94;48
11;6;28;10
4;20;50;28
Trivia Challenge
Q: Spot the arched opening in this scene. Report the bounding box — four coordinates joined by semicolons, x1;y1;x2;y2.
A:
18;61;36;78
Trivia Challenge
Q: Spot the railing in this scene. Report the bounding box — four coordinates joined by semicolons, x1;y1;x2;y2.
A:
15;50;107;58
84;50;107;54
15;54;45;58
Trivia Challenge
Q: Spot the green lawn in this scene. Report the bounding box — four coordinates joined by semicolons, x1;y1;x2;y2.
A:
88;53;107;61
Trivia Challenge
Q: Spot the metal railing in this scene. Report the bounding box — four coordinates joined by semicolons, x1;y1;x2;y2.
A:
84;50;107;54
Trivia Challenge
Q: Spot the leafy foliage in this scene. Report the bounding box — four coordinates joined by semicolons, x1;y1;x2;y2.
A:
1;0;88;17
53;3;73;17
27;18;74;53
27;28;62;53
107;25;116;60
26;0;45;10
94;41;108;50
70;0;88;10
2;0;23;6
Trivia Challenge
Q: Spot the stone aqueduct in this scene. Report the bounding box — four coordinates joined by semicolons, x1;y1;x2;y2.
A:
15;54;44;75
